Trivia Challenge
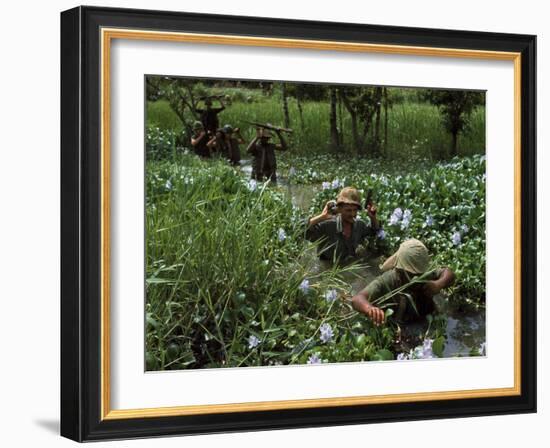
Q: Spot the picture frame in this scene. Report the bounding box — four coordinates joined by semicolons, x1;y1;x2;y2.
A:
60;5;536;442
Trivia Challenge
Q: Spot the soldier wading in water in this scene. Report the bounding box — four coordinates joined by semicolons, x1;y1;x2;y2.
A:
246;126;288;183
351;238;455;325
305;187;380;263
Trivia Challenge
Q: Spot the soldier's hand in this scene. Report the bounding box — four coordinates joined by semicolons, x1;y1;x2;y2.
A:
423;280;441;298
366;203;377;217
365;304;385;326
321;201;335;219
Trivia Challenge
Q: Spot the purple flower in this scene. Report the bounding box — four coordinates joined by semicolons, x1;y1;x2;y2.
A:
248;335;260;349
307;353;322;364
376;229;386;240
389;214;400;226
322;181;331;190
247;179;257;191
299;279;310;294
425;215;434;226
409;338;435;359
277;228;287;242
324;289;338;302
393;208;404;220
422;338;434;358
461;224;469;234
397;353;409;361
331;179;341;189
319;323;334;343
452;231;462;246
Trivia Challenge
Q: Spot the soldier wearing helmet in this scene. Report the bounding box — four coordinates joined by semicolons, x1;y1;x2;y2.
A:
306;187;380;262
205;124;245;164
351;239;455;325
195;97;225;136
190;121;210;158
222;124;245;166
246;125;288;182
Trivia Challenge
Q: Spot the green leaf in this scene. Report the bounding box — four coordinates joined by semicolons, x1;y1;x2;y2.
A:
373;349;394;361
432;336;446;358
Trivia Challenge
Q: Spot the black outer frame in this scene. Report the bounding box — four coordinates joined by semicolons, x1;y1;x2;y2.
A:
60;5;537;442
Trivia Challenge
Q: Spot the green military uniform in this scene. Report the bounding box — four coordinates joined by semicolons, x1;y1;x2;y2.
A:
222;125;241;165
190;121;210;158
227;137;241;165
250;139;280;182
305;214;376;262
361;268;444;321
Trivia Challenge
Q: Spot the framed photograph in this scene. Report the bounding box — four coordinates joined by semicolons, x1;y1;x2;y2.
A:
61;6;536;442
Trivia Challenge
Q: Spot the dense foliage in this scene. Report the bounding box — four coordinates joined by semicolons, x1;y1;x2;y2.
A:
145;151;485;370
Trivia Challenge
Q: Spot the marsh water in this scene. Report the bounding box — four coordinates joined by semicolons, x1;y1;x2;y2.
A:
239;159;486;357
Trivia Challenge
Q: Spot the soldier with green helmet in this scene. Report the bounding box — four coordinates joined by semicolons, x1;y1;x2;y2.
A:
351;239;455;325
246;126;288;182
190;121;210;158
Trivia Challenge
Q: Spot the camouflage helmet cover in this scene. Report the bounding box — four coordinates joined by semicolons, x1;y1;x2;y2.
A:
336;187;362;210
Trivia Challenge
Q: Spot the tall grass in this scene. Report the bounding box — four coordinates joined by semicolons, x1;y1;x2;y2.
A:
147;96;485;159
145;154;392;370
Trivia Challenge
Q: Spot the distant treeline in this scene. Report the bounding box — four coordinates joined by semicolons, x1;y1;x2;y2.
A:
146;76;485;160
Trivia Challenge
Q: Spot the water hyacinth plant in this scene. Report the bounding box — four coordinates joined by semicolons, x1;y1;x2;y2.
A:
319;323;334;343
308;154;486;304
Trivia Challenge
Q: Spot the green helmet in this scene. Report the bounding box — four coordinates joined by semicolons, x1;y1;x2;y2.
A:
223;124;234;134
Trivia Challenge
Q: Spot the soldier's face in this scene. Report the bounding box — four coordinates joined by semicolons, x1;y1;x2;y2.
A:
339;204;358;224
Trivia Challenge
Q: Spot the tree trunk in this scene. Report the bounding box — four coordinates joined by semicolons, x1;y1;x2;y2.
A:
340;92;360;154
282;83;290;128
338;94;344;146
373;88;382;156
329;87;340;150
360;111;373;155
451;131;458;157
383;87;388;158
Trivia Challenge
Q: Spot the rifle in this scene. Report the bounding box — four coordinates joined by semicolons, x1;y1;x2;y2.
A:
244;121;293;134
365;189;373;209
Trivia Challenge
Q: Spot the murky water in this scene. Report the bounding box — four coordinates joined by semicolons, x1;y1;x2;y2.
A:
236;159;485;357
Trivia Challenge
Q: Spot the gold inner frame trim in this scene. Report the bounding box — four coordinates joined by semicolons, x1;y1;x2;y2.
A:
100;27;522;421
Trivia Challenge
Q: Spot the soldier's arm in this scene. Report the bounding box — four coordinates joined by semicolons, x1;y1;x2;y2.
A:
366;204;380;230
423;267;455;297
213;98;225;112
246;137;259;154
234;128;246;144
351;289;385;326
191;131;206;146
206;135;217;149
305;202;333;241
275;130;288;151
